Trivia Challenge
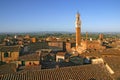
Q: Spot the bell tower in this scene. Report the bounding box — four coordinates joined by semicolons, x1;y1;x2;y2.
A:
75;12;81;49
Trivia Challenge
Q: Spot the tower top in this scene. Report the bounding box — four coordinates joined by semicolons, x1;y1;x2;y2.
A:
75;12;81;27
76;12;80;18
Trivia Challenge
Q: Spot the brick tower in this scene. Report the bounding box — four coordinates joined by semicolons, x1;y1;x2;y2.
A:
75;12;81;49
99;33;104;40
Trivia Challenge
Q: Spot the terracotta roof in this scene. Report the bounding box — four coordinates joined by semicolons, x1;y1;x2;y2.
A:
0;63;16;75
19;53;40;61
81;51;101;57
103;56;120;79
28;42;49;52
0;64;113;80
56;52;66;56
101;49;120;79
0;46;20;52
18;66;41;72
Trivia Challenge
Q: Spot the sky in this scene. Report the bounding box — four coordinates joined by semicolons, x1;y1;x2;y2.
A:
0;0;120;33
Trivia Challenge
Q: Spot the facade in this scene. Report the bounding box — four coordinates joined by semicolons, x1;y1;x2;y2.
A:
17;61;40;66
81;40;106;50
31;37;36;43
18;53;40;66
48;41;66;51
66;42;76;52
56;52;66;62
0;46;20;63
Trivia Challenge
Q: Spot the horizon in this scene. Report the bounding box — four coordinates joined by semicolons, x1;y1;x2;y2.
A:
0;31;120;35
0;0;120;32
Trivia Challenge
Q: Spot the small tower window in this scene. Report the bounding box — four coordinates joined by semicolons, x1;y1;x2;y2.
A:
4;52;9;57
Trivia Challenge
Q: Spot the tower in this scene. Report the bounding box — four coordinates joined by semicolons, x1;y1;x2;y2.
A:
75;12;81;49
99;33;104;40
86;32;88;41
85;32;88;49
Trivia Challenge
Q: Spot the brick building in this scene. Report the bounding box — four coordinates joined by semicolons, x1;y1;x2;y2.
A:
0;46;20;63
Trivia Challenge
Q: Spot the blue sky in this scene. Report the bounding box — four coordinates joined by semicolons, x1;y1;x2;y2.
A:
0;0;120;32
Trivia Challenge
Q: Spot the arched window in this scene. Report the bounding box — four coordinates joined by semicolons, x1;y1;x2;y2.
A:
4;52;9;57
29;62;31;65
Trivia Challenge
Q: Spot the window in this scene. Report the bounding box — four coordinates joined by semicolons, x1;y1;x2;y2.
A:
4;52;9;58
29;62;31;65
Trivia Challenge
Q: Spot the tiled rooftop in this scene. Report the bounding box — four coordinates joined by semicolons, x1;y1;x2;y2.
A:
19;53;40;61
81;50;101;57
0;46;20;52
18;66;41;72
0;64;113;80
0;63;16;75
28;42;49;52
101;48;120;79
